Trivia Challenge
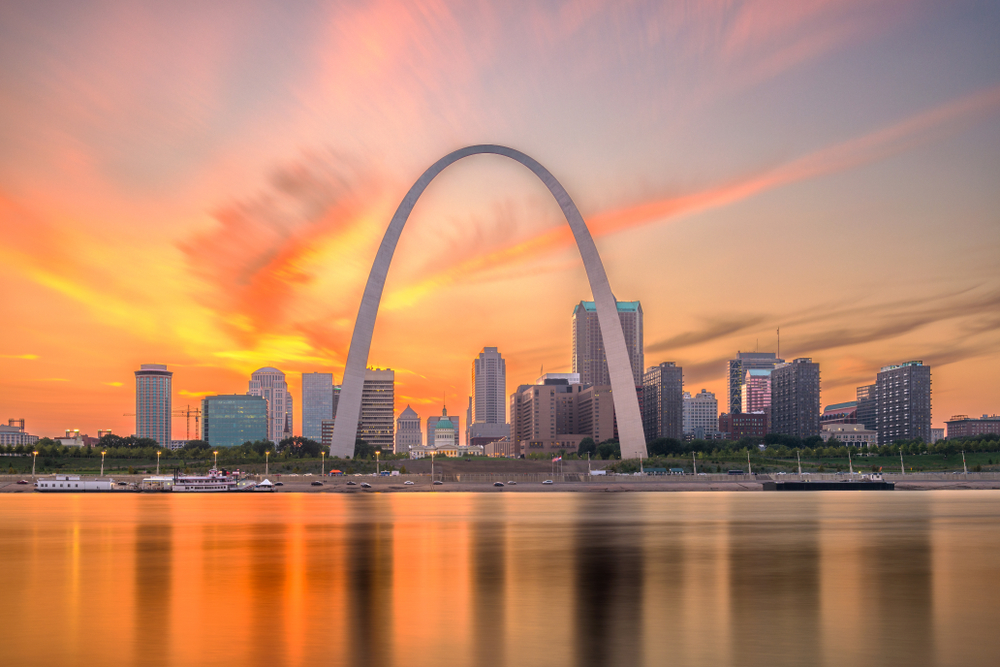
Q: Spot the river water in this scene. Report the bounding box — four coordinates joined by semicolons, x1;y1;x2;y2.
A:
1;492;998;667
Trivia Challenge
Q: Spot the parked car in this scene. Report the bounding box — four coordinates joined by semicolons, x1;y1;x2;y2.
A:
507;481;517;485
433;480;444;485
360;482;372;489
542;480;554;485
346;481;357;486
311;481;323;486
275;482;284;486
404;480;414;485
16;479;29;485
493;482;504;487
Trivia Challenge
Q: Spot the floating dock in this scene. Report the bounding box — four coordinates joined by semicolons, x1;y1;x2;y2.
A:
762;480;894;491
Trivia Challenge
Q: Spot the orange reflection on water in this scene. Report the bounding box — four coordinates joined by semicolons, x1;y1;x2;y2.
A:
2;492;1000;667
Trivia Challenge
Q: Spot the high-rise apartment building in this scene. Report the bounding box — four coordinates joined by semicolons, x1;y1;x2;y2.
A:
301;372;334;442
249;367;293;443
395;405;421;454
572;300;643;387
359;368;394;451
642;362;684;441
875;361;931;445
727;352;783;414
769;358;821;438
741;369;772;415
202;395;268;448
856;384;877;431
683;389;719;439
472;347;507;425
135;363;172;446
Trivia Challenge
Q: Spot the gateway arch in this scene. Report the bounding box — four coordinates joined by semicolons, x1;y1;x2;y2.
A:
330;145;647;460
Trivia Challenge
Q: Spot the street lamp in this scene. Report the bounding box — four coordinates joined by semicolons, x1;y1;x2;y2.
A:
32;450;39;478
265;450;269;477
157;450;161;475
100;450;106;477
376;450;380;476
213;450;219;470
431;451;435;482
321;451;325;477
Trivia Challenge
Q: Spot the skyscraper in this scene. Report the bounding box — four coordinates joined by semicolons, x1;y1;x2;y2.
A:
135;364;172;446
770;358;821;438
302;372;334;442
471;347;506;425
572;300;643;387
202;395;268;448
359;368;394;451
856;384;877;430
395;405;421;454
683;389;719;439
249;367;292;443
726;352;783;414
642;362;684;441
876;361;931;445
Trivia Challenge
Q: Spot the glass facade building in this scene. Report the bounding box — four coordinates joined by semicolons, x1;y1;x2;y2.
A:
202;395;268;448
302;372;334;442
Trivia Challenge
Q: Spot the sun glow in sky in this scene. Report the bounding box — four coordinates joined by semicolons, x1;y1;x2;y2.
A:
1;0;998;438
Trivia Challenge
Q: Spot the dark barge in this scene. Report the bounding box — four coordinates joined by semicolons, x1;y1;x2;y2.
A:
763;479;894;491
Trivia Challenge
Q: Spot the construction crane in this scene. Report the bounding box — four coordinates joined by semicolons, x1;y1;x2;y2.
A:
123;405;203;440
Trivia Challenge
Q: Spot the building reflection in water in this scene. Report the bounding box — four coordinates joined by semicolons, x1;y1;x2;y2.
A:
133;508;173;666
346;498;394;666
470;496;507;666
573;496;645;667
3;492;1000;667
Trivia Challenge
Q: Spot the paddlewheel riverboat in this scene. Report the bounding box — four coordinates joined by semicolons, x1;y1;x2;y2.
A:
172;468;255;493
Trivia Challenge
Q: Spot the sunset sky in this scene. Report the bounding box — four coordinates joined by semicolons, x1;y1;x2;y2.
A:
1;0;998;439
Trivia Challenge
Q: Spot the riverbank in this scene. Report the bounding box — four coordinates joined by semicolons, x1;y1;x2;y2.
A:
3;472;1000;493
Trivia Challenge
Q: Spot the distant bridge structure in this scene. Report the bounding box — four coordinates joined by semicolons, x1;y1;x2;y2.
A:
329;145;647;460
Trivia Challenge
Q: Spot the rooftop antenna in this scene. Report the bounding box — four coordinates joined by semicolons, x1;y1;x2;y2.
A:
777;328;780;360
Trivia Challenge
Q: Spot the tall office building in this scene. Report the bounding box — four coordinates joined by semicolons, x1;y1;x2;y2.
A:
683;389;719;439
302;372;334;442
770;358;821;438
856;384;877;430
472;347;507;425
642;362;684;441
359;368;394;451
249;367;293;443
572;300;643;387
135;364;172;446
202;395;268;448
727;352;783;414
875;361;931;445
395;405;421;454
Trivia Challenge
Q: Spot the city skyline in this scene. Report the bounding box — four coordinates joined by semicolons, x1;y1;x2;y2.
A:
2;2;999;436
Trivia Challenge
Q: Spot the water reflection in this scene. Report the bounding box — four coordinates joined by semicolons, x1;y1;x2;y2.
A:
573;497;644;667
1;492;998;667
134;515;172;665
347;501;393;666
471;498;506;666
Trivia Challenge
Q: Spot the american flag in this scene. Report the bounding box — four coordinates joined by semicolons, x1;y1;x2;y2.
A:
552;456;562;462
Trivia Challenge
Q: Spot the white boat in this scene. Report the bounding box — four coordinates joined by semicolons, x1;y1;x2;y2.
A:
35;475;112;492
172;468;251;493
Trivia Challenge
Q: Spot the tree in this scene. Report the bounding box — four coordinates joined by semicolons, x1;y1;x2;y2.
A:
596;440;620;460
354;439;376;459
578;438;597;458
279;436;322;457
647;438;683;457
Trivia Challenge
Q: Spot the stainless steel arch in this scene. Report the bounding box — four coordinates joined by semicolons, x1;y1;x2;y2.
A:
330;145;647;460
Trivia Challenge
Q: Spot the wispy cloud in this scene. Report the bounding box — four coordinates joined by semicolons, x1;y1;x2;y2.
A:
0;353;39;360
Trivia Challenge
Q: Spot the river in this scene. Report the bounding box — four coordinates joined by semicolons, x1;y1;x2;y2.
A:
1;491;998;666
